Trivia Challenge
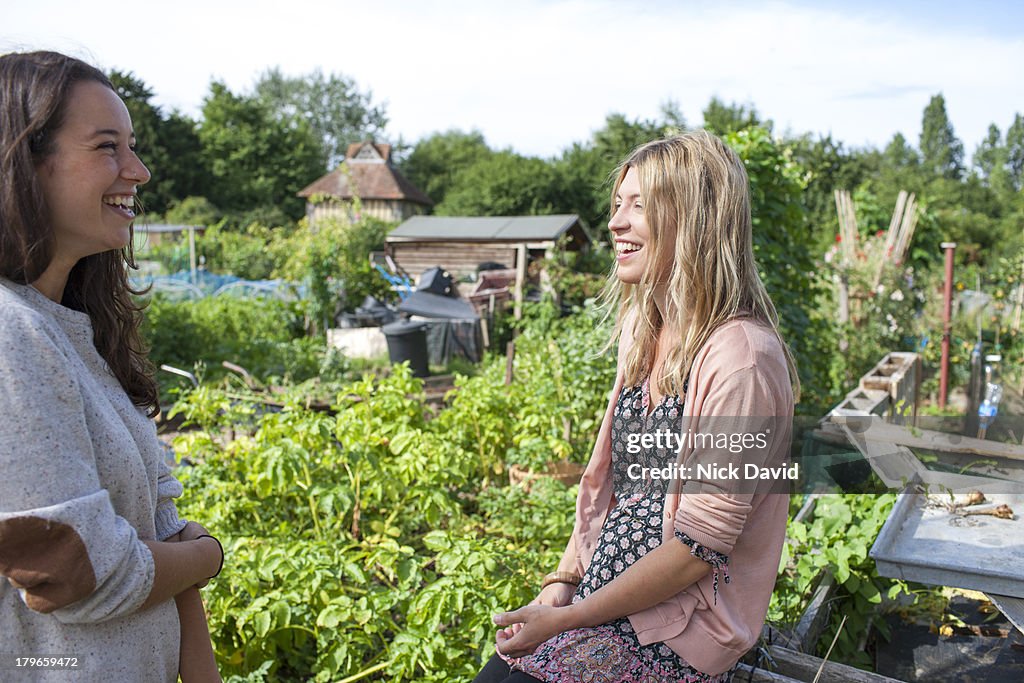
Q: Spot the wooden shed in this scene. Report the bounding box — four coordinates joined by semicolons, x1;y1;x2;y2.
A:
297;142;433;225
384;214;589;281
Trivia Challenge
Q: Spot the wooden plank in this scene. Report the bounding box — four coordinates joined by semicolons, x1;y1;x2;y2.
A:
504;341;515;385
855;420;1024;461
767;645;907;683
733;662;805;683
514;243;527;321
893;194;918;265
794;570;836;653
390;242;518;280
986;592;1024;635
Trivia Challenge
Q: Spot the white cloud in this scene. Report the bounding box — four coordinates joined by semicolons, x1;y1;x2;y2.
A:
4;0;1022;158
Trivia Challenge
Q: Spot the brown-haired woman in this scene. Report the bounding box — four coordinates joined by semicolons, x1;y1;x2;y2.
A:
476;131;798;682
0;50;221;681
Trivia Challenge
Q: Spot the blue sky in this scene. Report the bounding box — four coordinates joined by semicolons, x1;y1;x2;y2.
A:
5;0;1023;160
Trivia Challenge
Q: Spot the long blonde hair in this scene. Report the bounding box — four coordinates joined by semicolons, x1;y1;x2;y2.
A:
600;130;800;401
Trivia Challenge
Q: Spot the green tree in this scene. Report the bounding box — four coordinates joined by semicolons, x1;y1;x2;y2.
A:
787;133;879;251
726;127;832;410
198;81;324;219
553;112;675;231
254;67;388;169
165;196;222;226
155;112;209;212
400;130;493;207
973;124;1004;182
277;217;393;329
1006;113;1024;191
436;151;559;216
108;70;209;215
861;133;923;209
882;132;919;170
920;93;964;180
591;113;667;162
703;97;770;136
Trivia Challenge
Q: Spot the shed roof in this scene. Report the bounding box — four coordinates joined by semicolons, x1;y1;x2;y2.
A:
297;142;432;206
387;214;584;242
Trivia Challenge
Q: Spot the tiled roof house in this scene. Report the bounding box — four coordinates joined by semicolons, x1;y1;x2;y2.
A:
297;142;433;225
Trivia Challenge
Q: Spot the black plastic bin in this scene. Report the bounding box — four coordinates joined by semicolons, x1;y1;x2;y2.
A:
381;320;429;377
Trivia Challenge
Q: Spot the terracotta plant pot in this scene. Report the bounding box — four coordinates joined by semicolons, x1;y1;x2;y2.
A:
508;461;586;490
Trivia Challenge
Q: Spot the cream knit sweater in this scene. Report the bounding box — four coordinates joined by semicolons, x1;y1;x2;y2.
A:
0;278;185;682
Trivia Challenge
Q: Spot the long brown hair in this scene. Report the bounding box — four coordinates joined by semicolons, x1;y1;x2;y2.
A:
600;131;800;402
0;51;159;415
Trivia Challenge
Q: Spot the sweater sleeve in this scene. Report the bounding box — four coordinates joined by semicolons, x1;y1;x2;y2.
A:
672;363;783;557
154;445;187;541
0;311;155;623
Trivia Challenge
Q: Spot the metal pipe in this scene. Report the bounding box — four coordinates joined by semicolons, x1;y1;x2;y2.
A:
188;226;197;286
938;242;957;409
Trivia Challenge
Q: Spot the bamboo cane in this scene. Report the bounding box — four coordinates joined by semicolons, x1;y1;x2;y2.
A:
872;191;911;291
834;189;857;265
845;192;858;258
883;190;907;259
834;190;853;351
1013;259;1024;333
893;194;918;265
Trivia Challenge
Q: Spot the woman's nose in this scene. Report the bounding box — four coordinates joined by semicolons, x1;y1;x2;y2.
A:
608;207;628;232
124;155;151;186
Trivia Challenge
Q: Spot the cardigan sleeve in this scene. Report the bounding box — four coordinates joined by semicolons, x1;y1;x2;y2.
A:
0;309;155;623
672;362;784;557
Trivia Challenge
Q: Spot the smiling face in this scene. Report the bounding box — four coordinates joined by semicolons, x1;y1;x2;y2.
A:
34;80;150;267
609;166;654;285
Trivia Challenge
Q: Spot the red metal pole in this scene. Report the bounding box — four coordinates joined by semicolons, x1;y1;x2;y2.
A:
938;242;957;409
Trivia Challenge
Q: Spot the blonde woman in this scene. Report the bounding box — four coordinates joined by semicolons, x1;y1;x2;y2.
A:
476;131;798;683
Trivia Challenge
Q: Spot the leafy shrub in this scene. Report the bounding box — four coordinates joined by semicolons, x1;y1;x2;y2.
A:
725;127;835;414
276;215;395;332
432;302;616;477
194;221;292;281
770;494;915;668
142;294;320;401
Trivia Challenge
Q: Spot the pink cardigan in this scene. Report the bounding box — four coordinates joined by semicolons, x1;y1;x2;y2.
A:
557;316;794;675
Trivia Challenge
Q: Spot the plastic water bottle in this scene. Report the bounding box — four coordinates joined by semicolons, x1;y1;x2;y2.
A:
978;381;1002;432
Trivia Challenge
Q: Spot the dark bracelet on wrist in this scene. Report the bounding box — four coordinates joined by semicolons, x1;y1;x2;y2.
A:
196;534;224;580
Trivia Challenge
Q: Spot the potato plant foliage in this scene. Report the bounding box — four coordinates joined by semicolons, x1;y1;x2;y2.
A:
171;308;610;681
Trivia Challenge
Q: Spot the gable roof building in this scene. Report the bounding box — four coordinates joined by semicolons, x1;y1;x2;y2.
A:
386;214;590;280
297;142;433;225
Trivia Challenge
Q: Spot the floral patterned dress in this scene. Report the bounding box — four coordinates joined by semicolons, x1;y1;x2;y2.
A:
507;379;731;683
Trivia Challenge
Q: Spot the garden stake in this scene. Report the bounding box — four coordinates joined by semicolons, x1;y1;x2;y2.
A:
939;242;956;409
812;614;847;683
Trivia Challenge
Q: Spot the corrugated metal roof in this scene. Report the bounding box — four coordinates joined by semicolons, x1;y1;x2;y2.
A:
388;214;581;242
